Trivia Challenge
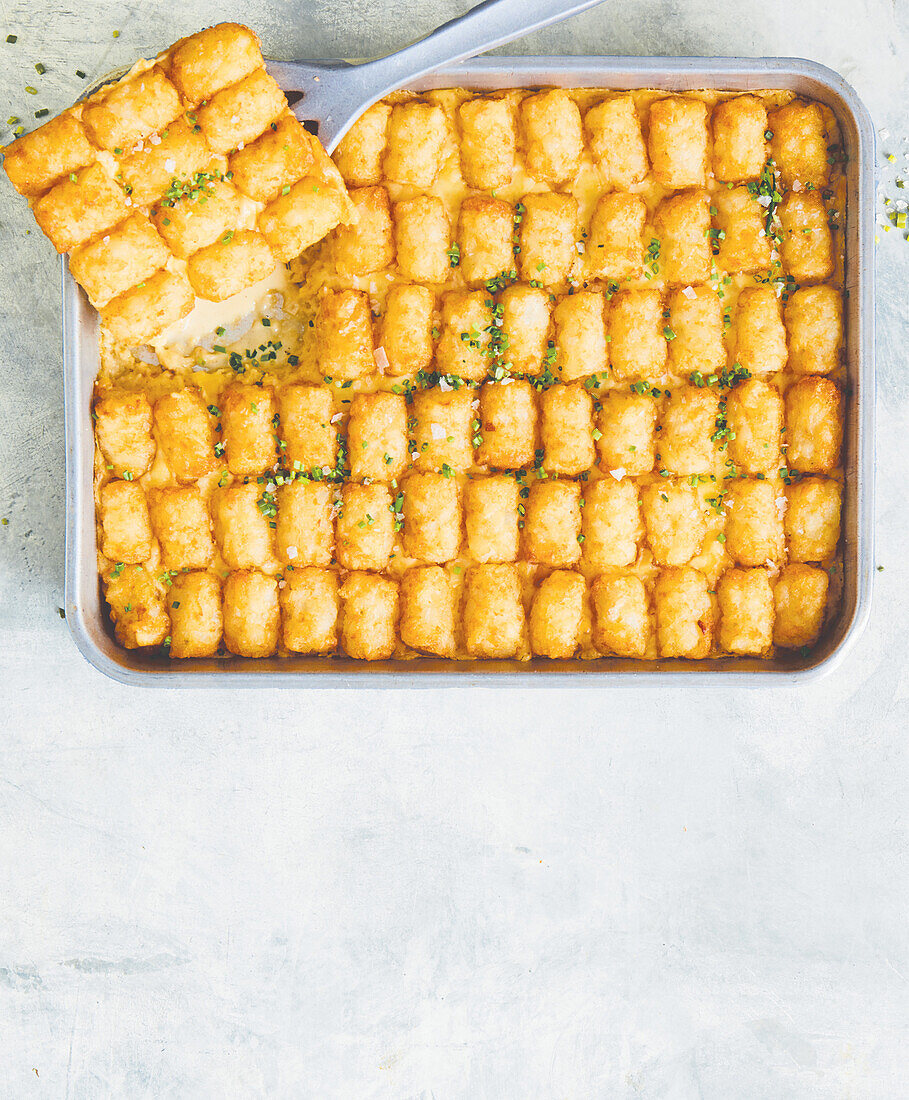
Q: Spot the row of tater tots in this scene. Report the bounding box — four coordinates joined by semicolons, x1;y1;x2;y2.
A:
333;180;835;291
94;366;842;491
314;279;841;384
104;560;830;659
98;463;840;579
334;89;833;196
3;23;353;342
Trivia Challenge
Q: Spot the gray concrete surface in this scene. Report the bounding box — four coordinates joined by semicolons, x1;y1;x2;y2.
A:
0;1;907;1096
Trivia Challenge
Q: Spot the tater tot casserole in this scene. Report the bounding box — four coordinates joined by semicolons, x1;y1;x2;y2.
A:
2;25;852;666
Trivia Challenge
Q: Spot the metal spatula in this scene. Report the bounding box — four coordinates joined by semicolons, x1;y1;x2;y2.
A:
266;0;606;152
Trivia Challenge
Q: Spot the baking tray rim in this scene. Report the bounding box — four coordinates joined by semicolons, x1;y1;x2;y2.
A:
63;54;875;688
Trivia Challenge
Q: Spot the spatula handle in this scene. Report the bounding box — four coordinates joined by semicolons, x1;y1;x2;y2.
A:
359;0;605;93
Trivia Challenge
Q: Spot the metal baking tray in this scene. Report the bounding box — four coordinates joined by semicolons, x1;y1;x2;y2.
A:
63;55;875;686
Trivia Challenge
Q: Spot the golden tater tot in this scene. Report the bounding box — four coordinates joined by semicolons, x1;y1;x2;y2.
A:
281;567;340;655
333;102;391;186
315;290;375;381
717;567;773;655
463;563;524;658
597;390;657;476
648;96;709;189
778;191;834;283
148;486;215;570
477;381;537;470
582;478;643;570
458;196;514;286
197;68;286;154
339;571;398;660
393;195;451;283
221;383;278;476
411;387;474;474
519;89;583;186
101;268;195;345
727;378;783;474
464;476;520;564
186;229;276;301
659;386;721;476
714;186;772;273
223;569;279;658
711;95;768;182
517;192;578;286
784;285;843;375
666;285;726;378
399;566;456;657
258;176;346;262
540;384;594;477
105;564;169;649
229;114;314;204
383;101;448;188
768;101;829;190
33;162;130;253
331;185;394;277
733;286;788;376
279;385;337;474
773;563;829;648
458;96;516;189
378;284;435;376
94;390;156;479
100;480;153;564
152;170;240;260
82;67;182;151
785;477;841;562
403;473;461;564
784;376;842;473
723;478;785;567
118;118;210;208
267;478;333;568
607;289;666;382
436;291;492;381
530;570;585;659
584;94;648;190
591;572;650;658
69;214;169;309
553;291;608;383
335;483;395;572
169;22;264;105
500;284;552;377
654;190;712;285
641;482;706;566
167;571;223;659
583;192;645;281
654;566;713;658
153;389;218;483
3;112;94;197
523;479;581;566
211;482;276;571
347;391;408;482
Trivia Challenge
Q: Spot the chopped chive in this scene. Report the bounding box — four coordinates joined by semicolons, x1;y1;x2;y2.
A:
76;69;86;78
7;115;19;125
6;34;17;43
34;108;48;118
25;85;37;94
34;62;45;74
112;29;120;38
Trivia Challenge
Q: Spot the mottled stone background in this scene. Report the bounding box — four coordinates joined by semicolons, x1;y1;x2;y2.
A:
0;1;906;1095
